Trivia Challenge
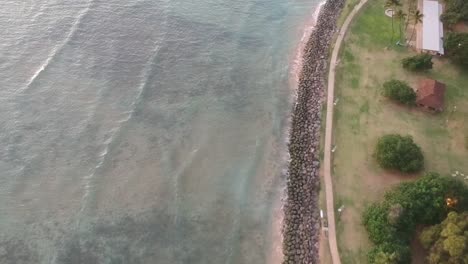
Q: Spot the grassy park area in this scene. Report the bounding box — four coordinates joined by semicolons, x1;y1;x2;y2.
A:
329;0;468;263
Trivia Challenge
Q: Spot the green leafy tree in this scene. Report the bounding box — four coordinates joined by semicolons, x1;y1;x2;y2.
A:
420;225;442;248
441;0;468;26
441;11;463;27
374;134;424;173
367;243;410;264
375;251;399;264
420;211;468;264
363;173;468;263
383;172;468;225
444;32;468;67
443;235;466;257
382;80;416;105
402;54;433;71
363;204;397;244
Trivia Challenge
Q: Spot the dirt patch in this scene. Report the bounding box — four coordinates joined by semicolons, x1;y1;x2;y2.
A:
411;228;427;264
453;22;468;33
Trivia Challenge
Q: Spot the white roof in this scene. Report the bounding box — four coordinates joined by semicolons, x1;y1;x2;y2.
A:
422;0;444;54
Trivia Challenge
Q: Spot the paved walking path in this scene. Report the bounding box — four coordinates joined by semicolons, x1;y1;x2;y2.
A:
323;1;368;263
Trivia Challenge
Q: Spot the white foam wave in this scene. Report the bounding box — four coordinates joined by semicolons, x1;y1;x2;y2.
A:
78;42;163;215
289;1;325;90
19;0;96;94
75;0;172;217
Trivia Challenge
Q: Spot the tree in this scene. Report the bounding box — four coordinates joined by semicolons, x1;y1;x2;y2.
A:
394;9;407;43
402;54;433;71
420;225;441;248
444;32;468;67
363;173;468;263
374;251;399;264
385;0;402;44
363;204;397;244
408;9;423;44
382;80;416;105
367;243;411;264
385;173;468;224
441;0;468;27
405;0;417;32
441;11;463;27
374;134;424;173
443;235;466;257
420;211;468;264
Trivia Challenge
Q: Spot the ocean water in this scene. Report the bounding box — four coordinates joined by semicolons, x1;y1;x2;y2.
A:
0;0;320;263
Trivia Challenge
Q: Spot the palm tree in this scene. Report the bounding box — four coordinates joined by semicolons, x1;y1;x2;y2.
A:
385;0;402;44
405;0;418;30
408;9;423;45
394;9;407;44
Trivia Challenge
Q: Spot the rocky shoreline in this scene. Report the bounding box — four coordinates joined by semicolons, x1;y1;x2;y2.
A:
282;0;345;263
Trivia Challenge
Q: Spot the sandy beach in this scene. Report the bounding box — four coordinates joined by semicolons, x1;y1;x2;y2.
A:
290;2;326;88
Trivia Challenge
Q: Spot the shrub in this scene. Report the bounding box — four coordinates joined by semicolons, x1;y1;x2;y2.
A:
382;80;416;105
444;32;468;67
374;134;424;173
402;54;433;71
363;173;468;263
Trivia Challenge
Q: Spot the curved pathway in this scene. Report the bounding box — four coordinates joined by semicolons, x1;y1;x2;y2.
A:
323;0;368;263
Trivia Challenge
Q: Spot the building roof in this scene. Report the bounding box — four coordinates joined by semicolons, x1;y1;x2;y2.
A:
422;0;444;54
416;79;446;110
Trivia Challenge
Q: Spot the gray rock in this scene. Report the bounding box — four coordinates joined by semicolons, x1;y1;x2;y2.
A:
282;0;345;263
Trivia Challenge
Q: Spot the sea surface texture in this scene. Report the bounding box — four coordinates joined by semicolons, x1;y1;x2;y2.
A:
0;0;319;263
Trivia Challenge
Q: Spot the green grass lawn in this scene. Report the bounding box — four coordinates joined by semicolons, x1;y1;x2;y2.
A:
330;0;468;263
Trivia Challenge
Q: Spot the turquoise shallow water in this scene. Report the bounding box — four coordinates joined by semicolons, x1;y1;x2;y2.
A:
0;0;320;263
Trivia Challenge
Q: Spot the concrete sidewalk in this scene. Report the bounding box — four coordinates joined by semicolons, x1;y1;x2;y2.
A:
323;0;369;263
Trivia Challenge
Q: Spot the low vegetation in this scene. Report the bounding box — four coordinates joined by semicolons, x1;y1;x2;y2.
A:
363;173;468;263
444;32;468;68
420;211;468;264
401;54;433;71
374;134;424;173
382;80;416;105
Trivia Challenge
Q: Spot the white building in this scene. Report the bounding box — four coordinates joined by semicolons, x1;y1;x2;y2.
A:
422;0;444;55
